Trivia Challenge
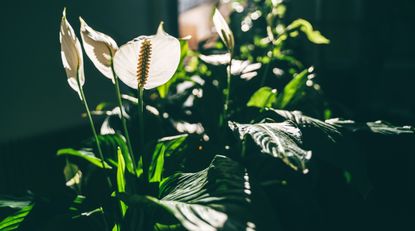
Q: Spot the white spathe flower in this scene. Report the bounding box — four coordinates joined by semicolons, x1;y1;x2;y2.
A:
60;8;84;99
213;8;234;51
80;17;118;82
113;22;180;90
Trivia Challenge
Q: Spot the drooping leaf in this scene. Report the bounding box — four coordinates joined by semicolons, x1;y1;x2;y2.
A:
287;18;330;44
326;118;415;135
229;121;311;173
120;155;255;231
149;134;188;183
247;87;277;109
57;148;112;169
0;196;32;210
266;108;341;141
0;204;34;231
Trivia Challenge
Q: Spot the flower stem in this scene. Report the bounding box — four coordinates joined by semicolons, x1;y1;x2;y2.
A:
76;76;112;188
224;50;233;121
137;87;147;181
111;65;139;178
259;58;272;87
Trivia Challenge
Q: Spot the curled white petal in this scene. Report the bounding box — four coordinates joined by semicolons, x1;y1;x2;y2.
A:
60;8;84;99
213;8;234;51
113;22;181;89
80;17;118;82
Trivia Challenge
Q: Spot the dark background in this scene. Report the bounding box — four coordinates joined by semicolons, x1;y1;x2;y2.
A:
0;0;414;230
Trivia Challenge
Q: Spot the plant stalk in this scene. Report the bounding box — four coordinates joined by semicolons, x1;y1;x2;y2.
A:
259;58;272;87
76;75;112;188
111;64;139;178
224;50;233;121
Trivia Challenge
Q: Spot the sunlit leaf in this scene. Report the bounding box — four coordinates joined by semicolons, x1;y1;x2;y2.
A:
287;19;330;44
326;119;414;135
117;148;128;216
229;121;311;173
247;87;277;109
266;109;341;141
57;148;112;169
120;155;255;231
97;134;137;175
0;204;34;231
274;69;309;109
149;134;188;183
0;196;31;210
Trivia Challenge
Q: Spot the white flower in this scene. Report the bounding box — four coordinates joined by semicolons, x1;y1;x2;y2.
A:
60;8;84;99
80;17;118;82
113;22;180;90
213;8;234;51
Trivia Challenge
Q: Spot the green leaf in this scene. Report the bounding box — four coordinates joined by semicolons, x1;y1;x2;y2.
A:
266;109;341;141
326;119;415;135
120;155;255;231
247;87;277;109
229;121;311;173
149;134;188;183
97;134;138;175
68;195;86;213
287;18;330;44
0;204;34;231
117;148;128;217
274;69;309;109
57;148;112;169
0;196;31;210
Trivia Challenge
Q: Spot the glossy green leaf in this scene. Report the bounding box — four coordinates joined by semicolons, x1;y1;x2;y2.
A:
97;134;136;174
117;148;128;217
287;18;330;44
0;204;34;231
229;121;311;173
120;155;255;231
0;196;31;210
247;87;277;109
326;119;415;135
57;148;112;169
274;69;309;109
266;109;341;141
149;134;188;183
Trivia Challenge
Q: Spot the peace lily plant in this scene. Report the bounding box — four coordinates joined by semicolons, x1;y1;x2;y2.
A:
59;9;109;181
113;22;181;178
1;2;414;231
213;9;235;122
